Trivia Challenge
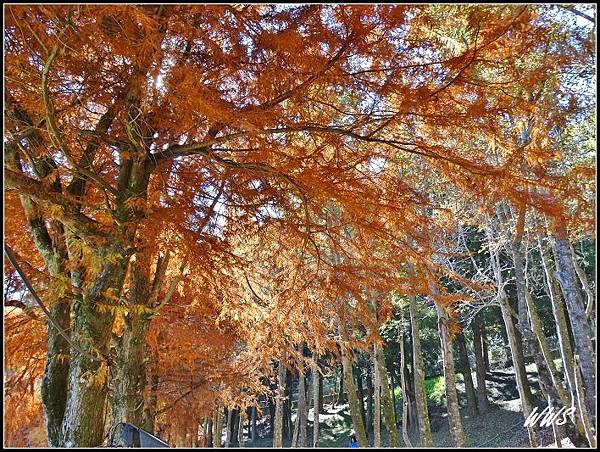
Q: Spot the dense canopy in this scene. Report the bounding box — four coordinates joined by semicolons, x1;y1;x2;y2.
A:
3;3;596;448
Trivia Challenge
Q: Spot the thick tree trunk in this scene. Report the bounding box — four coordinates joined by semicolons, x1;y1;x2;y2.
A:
61;249;129;447
7;130;71;448
110;314;150;428
471;315;489;412
435;304;467;447
553;234;596;423
141;352;159;434
408;295;433;446
274;361;286;447
42;299;71;447
455;332;478;416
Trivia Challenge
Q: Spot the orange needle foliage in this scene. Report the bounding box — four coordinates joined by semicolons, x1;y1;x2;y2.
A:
4;4;594;445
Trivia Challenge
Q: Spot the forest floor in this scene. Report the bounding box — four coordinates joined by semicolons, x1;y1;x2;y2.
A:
247;363;578;448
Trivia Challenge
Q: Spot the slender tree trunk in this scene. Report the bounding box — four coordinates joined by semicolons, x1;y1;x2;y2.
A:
390;370;398;424
373;346;382;447
408;295;433;446
435;304;467;447
375;346;400;447
471;315;489;412
337;364;346;404
456;332;478;416
318;375;324;414
507;215;570;410
506;233;571;449
508;294;534;403
274;361;286;447
342;345;368;447
250;406;257;443
268;396;275;437
482;328;490;372
573;356;597;447
225;409;233;447
213;409;222;448
553;234;596;423
312;354;320;448
206;418;213;447
238;409;246;447
355;366;367;428
301;372;308;447
288;374;294;440
365;367;374;433
399;328;413;447
499;293;538;447
569;242;595;330
294;370;308;447
499;319;513;367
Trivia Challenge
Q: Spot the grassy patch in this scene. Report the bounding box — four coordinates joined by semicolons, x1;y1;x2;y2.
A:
392;375;446;407
425;375;446;406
